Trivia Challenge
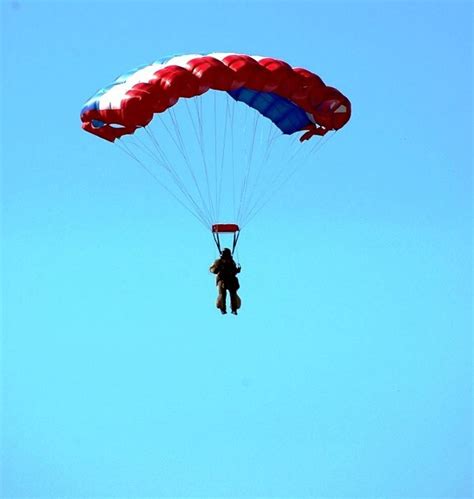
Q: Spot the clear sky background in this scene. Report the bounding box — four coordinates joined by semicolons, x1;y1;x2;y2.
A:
1;1;472;498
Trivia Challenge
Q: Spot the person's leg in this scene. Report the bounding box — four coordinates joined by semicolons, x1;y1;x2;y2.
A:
230;290;241;314
216;282;227;314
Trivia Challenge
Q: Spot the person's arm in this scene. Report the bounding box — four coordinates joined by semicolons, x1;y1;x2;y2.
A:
210;259;220;274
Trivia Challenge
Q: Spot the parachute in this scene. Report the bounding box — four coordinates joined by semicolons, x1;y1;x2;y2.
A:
81;53;351;250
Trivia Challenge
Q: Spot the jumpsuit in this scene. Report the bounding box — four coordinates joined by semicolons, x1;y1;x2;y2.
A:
210;257;241;314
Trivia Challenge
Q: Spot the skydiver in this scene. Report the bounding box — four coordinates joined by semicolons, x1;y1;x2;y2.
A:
209;248;241;315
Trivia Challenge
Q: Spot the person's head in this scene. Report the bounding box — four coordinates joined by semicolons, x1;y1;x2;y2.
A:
221;248;232;259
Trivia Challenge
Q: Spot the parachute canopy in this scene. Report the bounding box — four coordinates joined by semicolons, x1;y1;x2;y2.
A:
80;53;351;242
81;53;351;143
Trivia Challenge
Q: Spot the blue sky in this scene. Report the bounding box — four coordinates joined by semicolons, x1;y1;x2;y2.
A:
1;1;472;497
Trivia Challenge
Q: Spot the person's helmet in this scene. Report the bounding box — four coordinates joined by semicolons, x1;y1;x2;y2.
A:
221;248;232;258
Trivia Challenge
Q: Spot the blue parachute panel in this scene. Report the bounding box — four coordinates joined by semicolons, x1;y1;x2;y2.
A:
227;88;311;135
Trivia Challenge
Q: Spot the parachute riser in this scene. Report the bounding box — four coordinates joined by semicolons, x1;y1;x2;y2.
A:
212;229;240;256
213;231;222;254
